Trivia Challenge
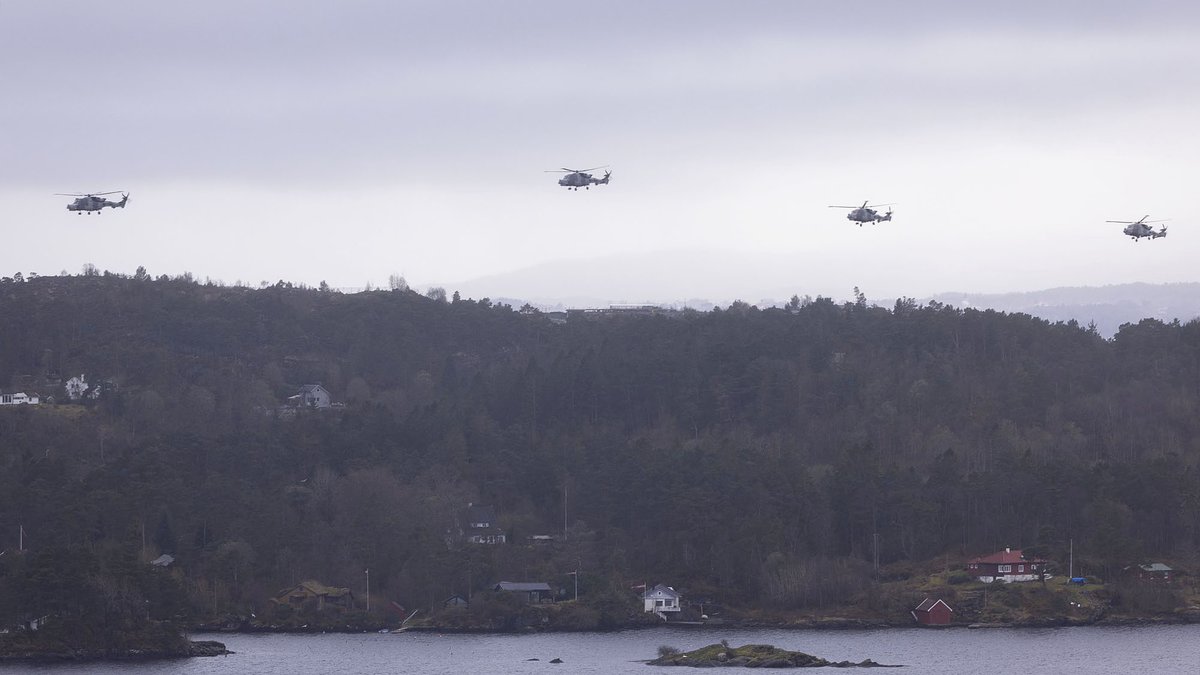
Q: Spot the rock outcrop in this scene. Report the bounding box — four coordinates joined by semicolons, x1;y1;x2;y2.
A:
649;643;900;668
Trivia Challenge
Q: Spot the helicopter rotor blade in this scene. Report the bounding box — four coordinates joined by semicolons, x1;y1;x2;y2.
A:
828;205;859;209
54;193;88;197
578;165;608;172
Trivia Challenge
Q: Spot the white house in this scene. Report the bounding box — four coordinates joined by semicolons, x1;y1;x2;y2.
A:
0;392;39;406
643;584;681;613
292;384;332;409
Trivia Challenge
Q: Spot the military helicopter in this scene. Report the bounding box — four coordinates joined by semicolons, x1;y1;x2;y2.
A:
57;191;129;214
546;166;611;190
829;201;894;226
1107;215;1168;241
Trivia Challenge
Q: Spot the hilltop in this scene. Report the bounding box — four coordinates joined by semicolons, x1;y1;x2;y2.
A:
1;272;1198;633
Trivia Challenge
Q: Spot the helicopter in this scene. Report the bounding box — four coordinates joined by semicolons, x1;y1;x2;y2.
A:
546;166;611;190
57;191;129;214
1107;215;1168;241
829;200;894;226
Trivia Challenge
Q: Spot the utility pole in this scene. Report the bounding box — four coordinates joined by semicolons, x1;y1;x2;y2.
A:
568;570;578;601
365;568;371;613
1069;539;1074;579
19;524;24;552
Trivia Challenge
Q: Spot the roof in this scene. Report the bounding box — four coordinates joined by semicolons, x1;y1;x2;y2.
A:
645;584;680;598
914;598;953;612
1140;563;1173;572
299;384;327;393
494;582;552;592
278;580;353;599
968;549;1046;565
149;554;175;567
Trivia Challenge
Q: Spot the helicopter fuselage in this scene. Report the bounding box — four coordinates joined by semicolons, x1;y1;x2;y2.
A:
558;173;593;187
846;208;891;224
1124;223;1166;240
66;194;128;214
830;201;893;226
557;171;610;190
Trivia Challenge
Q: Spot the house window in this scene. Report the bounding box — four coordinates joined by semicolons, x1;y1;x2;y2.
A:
998;565;1012;573
1018;564;1024;573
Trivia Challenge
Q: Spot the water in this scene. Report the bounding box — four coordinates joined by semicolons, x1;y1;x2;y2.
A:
7;625;1200;674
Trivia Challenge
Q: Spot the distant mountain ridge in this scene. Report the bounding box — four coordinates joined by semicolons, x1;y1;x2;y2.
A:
439;251;1200;335
446;251;1200;336
928;282;1200;337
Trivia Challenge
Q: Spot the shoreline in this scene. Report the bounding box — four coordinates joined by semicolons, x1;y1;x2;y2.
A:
0;639;230;664
190;611;1200;636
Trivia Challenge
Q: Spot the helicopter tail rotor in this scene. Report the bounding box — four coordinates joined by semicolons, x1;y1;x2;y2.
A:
599;170;611;184
118;192;129;208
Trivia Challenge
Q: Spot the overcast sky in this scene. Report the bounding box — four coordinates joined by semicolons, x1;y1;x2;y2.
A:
2;1;1198;304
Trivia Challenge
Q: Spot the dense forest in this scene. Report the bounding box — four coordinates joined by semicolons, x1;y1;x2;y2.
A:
1;272;1198;629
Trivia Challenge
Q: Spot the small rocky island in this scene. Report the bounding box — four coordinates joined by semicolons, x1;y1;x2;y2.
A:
649;643;900;668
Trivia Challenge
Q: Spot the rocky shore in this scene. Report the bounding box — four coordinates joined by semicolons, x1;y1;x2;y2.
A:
0;630;229;663
188;605;1200;636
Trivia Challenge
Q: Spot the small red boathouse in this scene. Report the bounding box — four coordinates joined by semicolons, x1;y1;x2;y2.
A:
911;597;954;626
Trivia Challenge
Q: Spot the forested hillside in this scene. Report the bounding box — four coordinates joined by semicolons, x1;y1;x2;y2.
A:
1;273;1198;625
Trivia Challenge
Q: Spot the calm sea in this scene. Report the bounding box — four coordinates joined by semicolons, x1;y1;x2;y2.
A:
6;625;1200;674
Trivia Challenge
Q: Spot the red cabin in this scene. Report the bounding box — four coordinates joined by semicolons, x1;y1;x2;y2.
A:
967;548;1048;583
912;597;953;626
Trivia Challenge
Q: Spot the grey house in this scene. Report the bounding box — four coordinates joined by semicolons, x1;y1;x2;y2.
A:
643;584;681;613
493;582;554;603
293;384;332;408
459;503;506;545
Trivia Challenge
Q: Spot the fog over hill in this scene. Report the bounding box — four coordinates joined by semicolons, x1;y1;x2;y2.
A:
443;252;1200;335
443;248;852;310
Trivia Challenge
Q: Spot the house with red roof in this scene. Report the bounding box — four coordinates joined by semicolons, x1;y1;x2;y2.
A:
967;547;1048;583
